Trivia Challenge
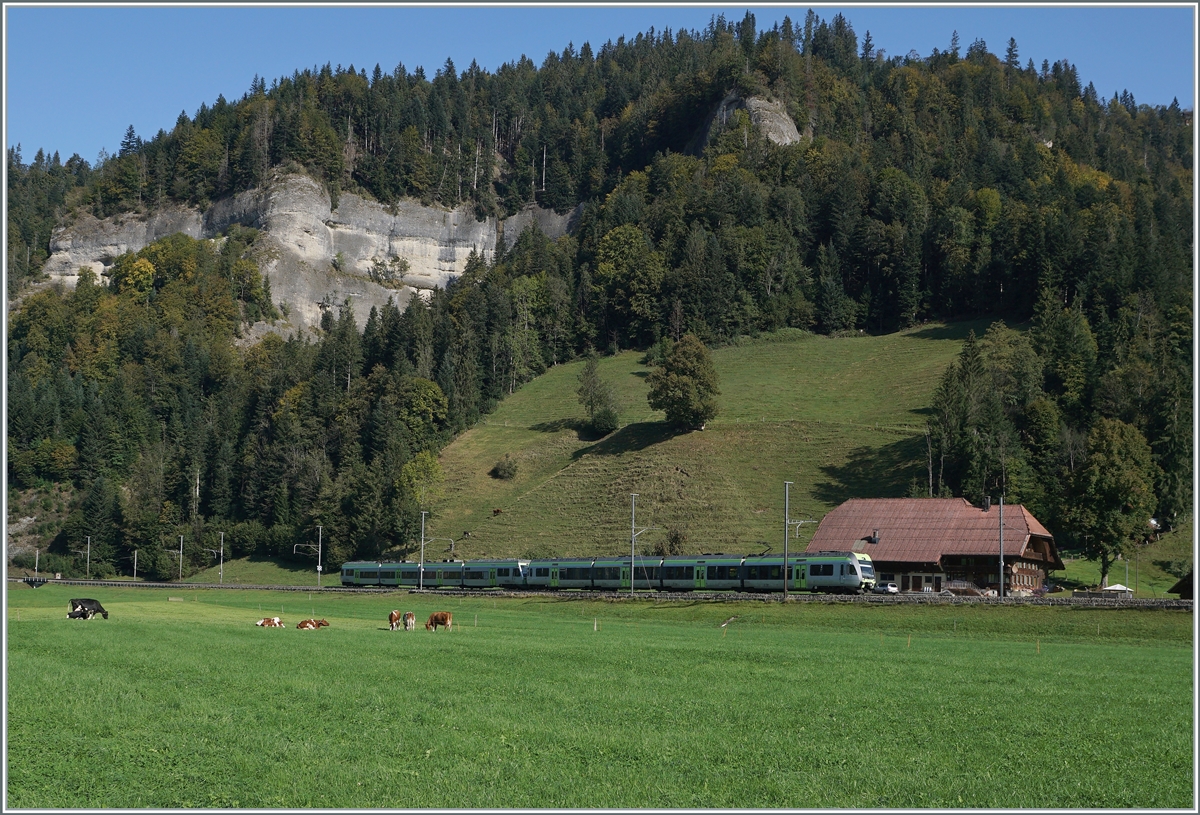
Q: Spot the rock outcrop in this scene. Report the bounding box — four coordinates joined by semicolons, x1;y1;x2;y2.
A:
696;91;803;151
42;172;578;330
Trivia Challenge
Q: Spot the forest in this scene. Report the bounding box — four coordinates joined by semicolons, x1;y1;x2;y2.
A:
6;11;1192;579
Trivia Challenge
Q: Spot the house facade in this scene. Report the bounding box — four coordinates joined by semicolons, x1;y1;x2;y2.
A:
805;498;1063;595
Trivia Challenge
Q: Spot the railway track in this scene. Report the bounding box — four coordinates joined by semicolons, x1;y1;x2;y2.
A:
9;577;1192;609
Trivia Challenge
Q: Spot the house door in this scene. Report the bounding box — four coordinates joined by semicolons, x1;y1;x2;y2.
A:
901;575;910;592
934;576;942;592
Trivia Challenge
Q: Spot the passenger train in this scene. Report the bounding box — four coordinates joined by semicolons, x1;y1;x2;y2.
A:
340;551;876;594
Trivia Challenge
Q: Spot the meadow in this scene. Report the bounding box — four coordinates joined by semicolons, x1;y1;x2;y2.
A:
433;322;986;558
6;584;1193;809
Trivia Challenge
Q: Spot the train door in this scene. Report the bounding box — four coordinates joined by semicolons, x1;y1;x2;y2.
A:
694;563;706;590
550;567;559;588
621;565;631;590
490;568;497;588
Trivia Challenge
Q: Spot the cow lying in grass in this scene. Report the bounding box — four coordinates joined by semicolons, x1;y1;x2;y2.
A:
296;618;329;630
256;617;285;627
67;599;108;620
425;611;452;631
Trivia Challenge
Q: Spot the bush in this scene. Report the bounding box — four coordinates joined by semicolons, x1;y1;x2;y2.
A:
591;406;619;436
491;454;519;480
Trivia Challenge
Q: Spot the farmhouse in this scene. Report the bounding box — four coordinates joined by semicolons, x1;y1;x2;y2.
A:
806;498;1063;595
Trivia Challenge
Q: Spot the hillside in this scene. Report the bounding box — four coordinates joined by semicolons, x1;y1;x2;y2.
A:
428;321;987;558
7;10;1190;584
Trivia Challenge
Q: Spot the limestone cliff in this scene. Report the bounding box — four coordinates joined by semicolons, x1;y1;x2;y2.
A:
42;172;578;331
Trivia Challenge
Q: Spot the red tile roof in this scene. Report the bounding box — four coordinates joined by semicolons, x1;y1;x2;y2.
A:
806;498;1061;568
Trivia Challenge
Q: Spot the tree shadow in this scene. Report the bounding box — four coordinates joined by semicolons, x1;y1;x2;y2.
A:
811;435;927;505
529;417;611;442
247;554;317;575
530;418;585;433
572;421;678;459
905;317;1025;343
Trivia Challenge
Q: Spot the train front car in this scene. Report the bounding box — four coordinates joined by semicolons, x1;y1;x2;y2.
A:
853;552;877;592
801;551;875;594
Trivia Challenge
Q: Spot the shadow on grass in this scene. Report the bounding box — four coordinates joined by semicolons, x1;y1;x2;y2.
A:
530;417;612;443
572;421;679;459
245;554;318;575
905;322;985;342
812;434;927;505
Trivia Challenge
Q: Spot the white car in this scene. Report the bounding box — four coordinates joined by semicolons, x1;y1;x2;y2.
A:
873;582;899;594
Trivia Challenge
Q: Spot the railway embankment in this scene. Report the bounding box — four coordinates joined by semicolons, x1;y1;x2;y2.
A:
9;577;1192;610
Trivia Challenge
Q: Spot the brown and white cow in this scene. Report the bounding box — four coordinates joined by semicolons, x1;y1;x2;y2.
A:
256;616;285;627
297;618;329;630
388;610;402;631
425;611;453;631
403;611;416;631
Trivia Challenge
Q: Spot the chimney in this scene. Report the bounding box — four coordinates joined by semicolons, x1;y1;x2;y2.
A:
983;496;991;512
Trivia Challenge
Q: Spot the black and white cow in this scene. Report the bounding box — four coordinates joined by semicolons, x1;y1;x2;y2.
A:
67;599;108;620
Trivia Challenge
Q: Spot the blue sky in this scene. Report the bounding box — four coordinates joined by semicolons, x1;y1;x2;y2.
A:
4;4;1196;166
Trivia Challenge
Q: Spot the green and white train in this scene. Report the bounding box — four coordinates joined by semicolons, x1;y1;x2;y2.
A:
341;551;876;594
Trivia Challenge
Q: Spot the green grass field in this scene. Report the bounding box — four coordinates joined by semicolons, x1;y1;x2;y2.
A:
433;322;989;559
7;585;1192;808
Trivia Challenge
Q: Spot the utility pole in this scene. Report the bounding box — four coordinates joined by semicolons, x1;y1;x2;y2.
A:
998;496;1004;598
73;537;92;579
420;511;427;590
783;482;792;598
293;526;323;589
34;548;39;577
783;482;816;597
629;494;656;595
179;535;184;580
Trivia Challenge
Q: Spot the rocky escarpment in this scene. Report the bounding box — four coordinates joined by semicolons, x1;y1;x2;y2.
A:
42;172;578;330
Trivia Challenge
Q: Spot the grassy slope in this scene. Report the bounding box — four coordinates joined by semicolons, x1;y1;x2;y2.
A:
433;321;987;558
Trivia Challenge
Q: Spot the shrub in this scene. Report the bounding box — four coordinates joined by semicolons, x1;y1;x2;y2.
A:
491;454;519;480
591;406;619;436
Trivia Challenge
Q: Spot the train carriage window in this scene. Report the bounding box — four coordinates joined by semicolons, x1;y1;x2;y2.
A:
498;568;510;577
535;567;550;578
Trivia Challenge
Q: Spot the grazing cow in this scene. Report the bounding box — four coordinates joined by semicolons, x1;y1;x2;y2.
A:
388;610;403;631
425;611;453;631
492;508;502;516
403;611;416;631
67;599;108;620
256;617;284;627
297;618;329;630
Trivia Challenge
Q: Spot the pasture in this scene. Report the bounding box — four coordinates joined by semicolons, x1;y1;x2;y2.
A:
433;323;987;558
6;585;1193;808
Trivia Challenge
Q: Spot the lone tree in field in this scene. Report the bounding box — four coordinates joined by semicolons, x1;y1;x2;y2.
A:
1072;417;1160;586
647;333;720;430
577;354;620;434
